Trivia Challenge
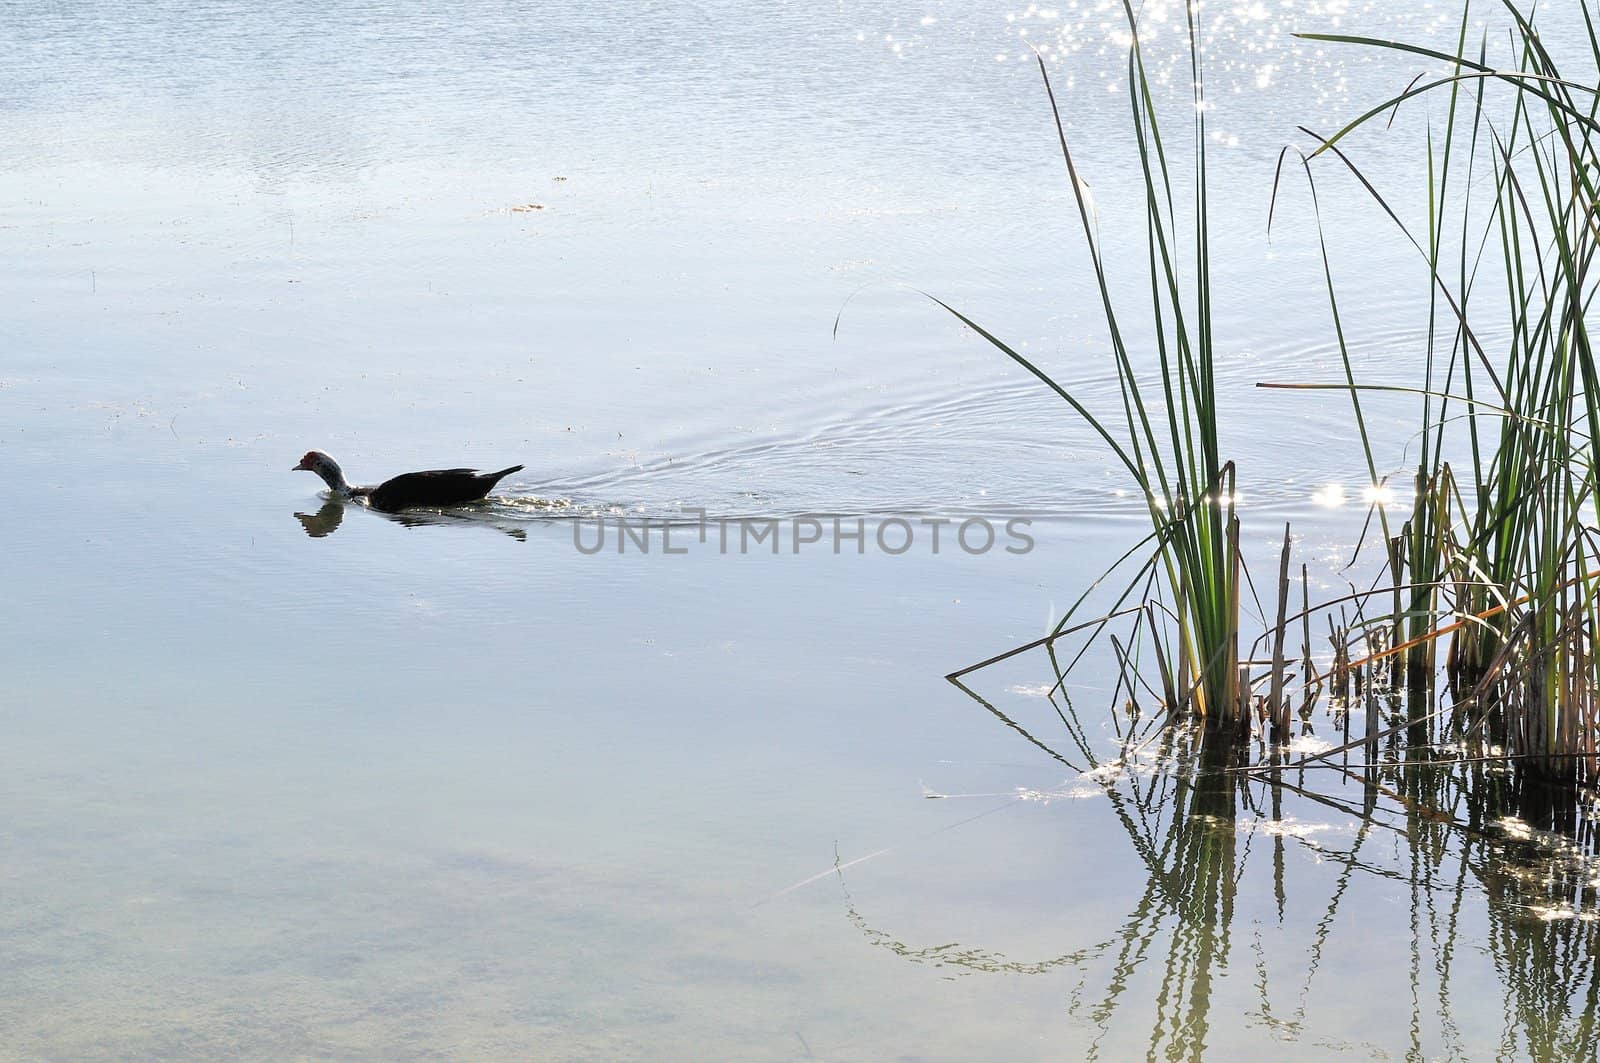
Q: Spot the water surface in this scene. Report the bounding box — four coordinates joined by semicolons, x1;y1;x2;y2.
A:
4;1;1599;1058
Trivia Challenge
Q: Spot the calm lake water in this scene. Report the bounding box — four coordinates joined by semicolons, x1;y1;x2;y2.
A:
6;1;1600;1058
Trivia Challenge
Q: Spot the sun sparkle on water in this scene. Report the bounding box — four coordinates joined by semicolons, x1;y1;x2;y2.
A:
1363;483;1396;505
1312;482;1346;508
1000;0;1489;113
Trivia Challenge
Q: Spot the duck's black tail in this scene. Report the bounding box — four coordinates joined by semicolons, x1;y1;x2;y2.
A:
487;464;525;483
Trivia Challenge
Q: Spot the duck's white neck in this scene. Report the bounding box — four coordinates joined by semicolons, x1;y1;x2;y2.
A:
310;458;354;496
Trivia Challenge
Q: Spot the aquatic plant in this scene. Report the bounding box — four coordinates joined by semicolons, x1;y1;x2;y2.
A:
1279;0;1600;781
918;6;1600;1052
948;0;1600;786
937;0;1245;729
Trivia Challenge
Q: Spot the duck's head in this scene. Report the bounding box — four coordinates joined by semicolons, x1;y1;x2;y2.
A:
293;450;351;493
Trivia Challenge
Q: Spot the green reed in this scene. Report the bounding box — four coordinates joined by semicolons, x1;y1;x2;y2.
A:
938;0;1244;727
940;0;1600;779
1291;0;1600;779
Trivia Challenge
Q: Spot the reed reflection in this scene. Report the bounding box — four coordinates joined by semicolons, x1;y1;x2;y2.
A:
847;671;1600;1059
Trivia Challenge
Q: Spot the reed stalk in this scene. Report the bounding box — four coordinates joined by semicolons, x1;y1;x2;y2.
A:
1282;0;1600;781
937;1;1242;728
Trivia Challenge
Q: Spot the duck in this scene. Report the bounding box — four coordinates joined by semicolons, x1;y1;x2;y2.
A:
293;450;524;512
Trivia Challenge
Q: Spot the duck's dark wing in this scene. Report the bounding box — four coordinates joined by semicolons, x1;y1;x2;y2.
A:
366;465;523;512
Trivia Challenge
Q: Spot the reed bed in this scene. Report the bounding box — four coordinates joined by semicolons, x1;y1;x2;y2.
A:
948;0;1600;787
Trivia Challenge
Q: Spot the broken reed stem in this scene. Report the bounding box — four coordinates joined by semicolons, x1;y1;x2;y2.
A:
1108;633;1132;718
1147;603;1180;719
1304;566;1600;687
1388;536;1403;690
1364;691;1379;763
1300;563;1318;720
1226;513;1243;730
1177;579;1191;715
1270;522;1292;743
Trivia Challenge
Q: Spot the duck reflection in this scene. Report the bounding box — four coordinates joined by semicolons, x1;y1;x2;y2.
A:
295;500;345;538
293;498;527;540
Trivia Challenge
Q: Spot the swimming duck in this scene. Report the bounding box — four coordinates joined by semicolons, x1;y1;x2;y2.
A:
293;450;524;512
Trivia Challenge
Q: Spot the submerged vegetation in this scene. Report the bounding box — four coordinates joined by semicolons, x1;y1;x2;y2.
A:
949;1;1600;789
